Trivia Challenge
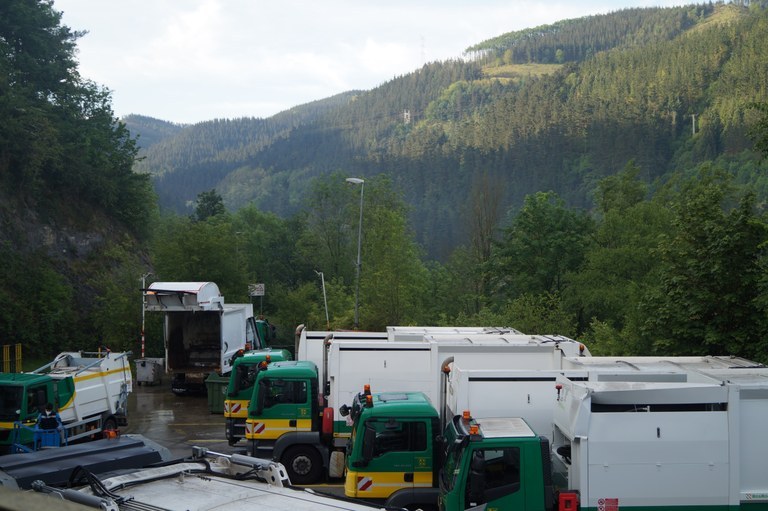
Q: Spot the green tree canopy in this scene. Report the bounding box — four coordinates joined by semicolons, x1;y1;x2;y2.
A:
194;189;227;222
641;168;768;358
491;191;594;299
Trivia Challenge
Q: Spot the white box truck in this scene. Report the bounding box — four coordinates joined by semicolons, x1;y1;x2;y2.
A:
343;357;768;510
145;282;261;395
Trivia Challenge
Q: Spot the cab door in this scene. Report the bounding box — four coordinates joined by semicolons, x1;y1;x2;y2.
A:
252;378;311;439
351;418;432;500
463;446;525;510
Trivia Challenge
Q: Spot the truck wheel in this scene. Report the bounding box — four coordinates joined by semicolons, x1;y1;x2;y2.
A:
282;446;323;485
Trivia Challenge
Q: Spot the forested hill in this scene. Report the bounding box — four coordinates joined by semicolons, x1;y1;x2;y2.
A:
131;3;768;260
0;0;156;356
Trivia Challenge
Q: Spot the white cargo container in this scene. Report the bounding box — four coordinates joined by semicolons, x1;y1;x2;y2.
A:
294;325;534;368
551;366;768;510
326;333;591;432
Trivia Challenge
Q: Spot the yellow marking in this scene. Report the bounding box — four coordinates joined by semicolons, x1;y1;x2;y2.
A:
74;367;131;383
0;420;35;429
60;395;74;411
55;367;130;412
344;470;432;499
223;399;249;418
244;418;312;439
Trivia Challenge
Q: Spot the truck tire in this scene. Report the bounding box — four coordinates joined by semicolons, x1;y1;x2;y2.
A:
281;445;323;485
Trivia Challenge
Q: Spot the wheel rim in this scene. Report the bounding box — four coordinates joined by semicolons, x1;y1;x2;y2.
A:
291;454;312;475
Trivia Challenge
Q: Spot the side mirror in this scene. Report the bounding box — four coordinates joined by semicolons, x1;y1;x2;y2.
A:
229;367;243;396
468;451;486;504
255;381;268;415
361;425;376;463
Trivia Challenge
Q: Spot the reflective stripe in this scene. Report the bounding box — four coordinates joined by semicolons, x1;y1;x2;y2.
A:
223;401;244;416
345;470;432;499
357;476;373;491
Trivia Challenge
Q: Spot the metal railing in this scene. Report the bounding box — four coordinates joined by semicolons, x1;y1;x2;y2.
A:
1;344;22;373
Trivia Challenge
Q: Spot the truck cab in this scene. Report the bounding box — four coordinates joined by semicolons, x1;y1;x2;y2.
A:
245;360;324;483
344;390;570;511
438;414;556;511
344;391;440;502
224;348;292;445
0;374;75;451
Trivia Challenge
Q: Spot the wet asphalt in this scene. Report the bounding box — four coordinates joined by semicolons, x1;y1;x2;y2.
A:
123;377;348;498
123;379;235;460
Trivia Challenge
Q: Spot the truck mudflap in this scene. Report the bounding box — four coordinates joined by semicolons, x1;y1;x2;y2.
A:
0;434;171;489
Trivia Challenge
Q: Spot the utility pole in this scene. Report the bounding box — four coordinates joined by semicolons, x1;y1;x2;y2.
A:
346;177;365;329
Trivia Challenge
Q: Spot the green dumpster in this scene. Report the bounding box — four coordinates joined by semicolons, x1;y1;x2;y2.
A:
205;373;230;414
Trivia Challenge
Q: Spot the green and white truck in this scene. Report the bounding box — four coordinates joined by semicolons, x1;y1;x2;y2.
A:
244;333;589;484
343;358;768;511
224;348;293;445
0;350;132;454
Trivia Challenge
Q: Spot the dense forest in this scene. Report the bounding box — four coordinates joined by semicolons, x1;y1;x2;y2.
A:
134;2;768;260
0;0;155;360
3;1;768;366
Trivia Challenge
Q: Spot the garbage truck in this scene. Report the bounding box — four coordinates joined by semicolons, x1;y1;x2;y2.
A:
224;347;293;445
0;350;132;454
343;359;768;510
245;333;589;484
144;282;263;394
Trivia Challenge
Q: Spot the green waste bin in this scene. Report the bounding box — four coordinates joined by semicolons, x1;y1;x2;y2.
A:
205;373;230;414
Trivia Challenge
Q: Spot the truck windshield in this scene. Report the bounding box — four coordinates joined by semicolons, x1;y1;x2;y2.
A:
0;386;23;420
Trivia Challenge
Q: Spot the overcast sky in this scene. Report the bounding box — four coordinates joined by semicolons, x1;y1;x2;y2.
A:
52;0;691;124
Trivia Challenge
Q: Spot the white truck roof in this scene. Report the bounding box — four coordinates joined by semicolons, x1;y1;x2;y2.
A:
146;281;223;311
387;325;523;341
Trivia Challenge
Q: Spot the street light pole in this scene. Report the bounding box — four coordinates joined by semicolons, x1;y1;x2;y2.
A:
346;177;364;329
315;270;330;329
140;272;152;359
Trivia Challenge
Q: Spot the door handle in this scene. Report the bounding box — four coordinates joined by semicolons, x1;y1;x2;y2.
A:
289;419;297;427
404;473;414;482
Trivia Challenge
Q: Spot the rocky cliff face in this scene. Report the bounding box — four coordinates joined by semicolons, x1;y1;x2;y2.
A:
2;190;114;262
0;188;149;355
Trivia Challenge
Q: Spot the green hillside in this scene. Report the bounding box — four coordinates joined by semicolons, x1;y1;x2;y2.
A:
135;3;768;260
